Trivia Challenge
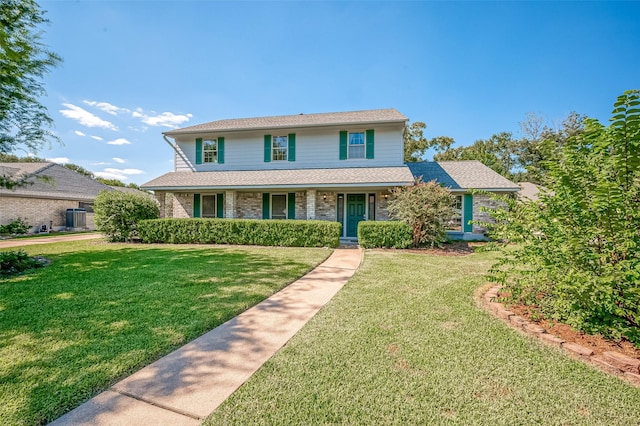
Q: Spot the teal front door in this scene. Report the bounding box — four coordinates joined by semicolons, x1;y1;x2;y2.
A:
346;194;366;238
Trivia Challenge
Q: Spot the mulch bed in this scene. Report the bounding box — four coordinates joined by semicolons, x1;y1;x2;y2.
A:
374;241;485;256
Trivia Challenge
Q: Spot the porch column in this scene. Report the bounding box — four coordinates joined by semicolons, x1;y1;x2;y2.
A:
306;189;316;220
225;190;236;218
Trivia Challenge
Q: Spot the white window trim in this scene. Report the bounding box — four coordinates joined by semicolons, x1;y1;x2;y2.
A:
270;193;288;219
203;139;218;164
272;135;288;162
347;130;366;160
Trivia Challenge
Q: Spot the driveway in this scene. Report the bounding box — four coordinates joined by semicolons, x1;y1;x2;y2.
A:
0;232;102;249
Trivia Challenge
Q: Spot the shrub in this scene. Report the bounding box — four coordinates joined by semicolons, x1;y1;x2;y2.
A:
387;179;455;248
488;90;640;346
137;218;341;248
0;218;30;235
0;250;44;277
93;190;159;242
358;221;412;249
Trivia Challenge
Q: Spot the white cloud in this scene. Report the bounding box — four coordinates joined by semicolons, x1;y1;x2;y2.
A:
47;157;70;164
74;130;86;137
107;138;131;145
95;167;145;181
83;100;131;116
91;135;103;141
104;167;144;175
91;161;111;166
94;171;128;181
112;157;126;164
59;103;118;130
133;110;193;128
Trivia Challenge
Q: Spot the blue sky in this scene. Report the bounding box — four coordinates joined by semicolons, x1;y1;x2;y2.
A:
32;1;640;184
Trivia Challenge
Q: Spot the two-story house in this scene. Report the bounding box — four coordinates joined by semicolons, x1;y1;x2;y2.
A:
141;108;520;239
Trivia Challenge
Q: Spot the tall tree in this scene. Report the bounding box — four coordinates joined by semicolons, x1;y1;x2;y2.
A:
0;0;61;156
403;121;429;162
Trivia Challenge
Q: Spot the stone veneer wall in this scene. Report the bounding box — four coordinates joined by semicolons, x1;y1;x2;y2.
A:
472;193;503;233
315;192;336;221
375;191;391;221
0;196;91;231
236;192;262;219
172;192;193;218
294;191;306;220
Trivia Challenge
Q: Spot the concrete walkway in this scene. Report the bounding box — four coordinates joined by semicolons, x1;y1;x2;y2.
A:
0;232;102;249
50;247;363;426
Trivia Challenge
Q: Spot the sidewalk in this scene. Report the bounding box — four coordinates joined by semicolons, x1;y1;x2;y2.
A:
0;232;102;249
50;247;363;426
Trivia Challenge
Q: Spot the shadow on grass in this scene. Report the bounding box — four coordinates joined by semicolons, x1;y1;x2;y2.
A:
0;245;322;425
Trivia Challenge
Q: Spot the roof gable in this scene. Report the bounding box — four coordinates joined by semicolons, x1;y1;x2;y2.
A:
164;108;408;135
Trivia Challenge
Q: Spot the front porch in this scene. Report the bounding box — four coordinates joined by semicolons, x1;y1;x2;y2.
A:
153;188;392;239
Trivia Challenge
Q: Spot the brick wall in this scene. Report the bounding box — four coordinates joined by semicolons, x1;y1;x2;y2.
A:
315;192;337;221
172;193;193;218
236;192;262;219
0;195;92;231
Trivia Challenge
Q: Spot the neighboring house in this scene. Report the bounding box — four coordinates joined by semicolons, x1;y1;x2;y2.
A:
141;108;520;239
517;182;542;202
0;162;112;231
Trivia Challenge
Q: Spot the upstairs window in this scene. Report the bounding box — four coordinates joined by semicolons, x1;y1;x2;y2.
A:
272;136;288;161
203;139;218;163
348;132;365;159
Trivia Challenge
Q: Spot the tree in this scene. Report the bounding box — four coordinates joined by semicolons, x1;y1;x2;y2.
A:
403;121;429;162
488;90;640;345
387;179;454;248
64;163;95;179
0;0;61;158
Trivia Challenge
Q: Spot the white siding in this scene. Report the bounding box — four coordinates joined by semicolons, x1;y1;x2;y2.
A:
171;123;404;172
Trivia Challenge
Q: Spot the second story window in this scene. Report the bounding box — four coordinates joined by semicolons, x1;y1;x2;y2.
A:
272;135;288;161
203;139;218;163
348;132;365;159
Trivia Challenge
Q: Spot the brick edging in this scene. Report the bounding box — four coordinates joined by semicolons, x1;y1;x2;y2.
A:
481;285;640;387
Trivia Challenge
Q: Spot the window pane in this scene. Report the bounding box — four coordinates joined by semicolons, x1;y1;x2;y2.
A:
271;195;287;219
349;145;364;159
272;136;288;161
349;132;364;145
202;195;216;217
203;139;217;163
446;195;462;230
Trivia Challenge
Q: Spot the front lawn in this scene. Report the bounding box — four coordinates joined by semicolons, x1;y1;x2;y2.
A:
206;250;640;425
0;240;329;425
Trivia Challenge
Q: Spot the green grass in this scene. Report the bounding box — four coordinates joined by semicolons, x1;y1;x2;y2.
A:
206;250;640;425
0;240;330;425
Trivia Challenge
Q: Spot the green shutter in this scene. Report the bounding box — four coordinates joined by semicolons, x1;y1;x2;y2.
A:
287;193;296;219
264;135;271;162
216;193;224;218
193;193;201;218
288;133;296;161
463;194;473;232
218;137;225;164
366;129;374;159
195;138;203;165
339;131;348;160
262;193;270;219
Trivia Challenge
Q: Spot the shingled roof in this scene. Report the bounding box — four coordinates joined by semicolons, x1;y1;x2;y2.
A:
142;167;414;190
164;108;408;136
406;161;520;191
0;162;113;201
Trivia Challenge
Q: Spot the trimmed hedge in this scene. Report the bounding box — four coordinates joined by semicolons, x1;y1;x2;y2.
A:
358;221;412;249
137;218;341;248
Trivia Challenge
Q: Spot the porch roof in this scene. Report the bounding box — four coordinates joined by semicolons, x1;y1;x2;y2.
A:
406;161;520;192
141;166;415;191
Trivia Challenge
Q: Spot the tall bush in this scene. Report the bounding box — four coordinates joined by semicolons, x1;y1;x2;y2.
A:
488;90;640;346
94;190;159;242
387;179;454;248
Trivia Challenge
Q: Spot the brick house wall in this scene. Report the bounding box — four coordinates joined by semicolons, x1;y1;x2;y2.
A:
0;195;93;231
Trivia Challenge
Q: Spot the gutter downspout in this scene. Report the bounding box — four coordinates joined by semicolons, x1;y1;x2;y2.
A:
163;134;195;172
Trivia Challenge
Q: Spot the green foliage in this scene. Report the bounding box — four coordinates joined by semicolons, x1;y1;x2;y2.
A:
137;218;341;248
488;90;640;346
93;190;159;242
387;179;454;248
0;0;61;157
357;221;412;248
0;217;30;234
403;121;456;163
0;249;43;277
63;163;95;178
